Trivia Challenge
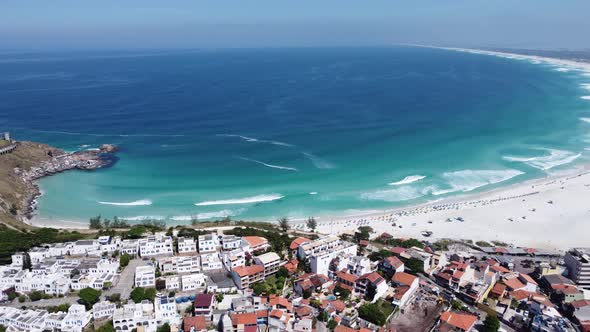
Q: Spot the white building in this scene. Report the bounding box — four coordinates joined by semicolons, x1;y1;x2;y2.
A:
177;237;198;254
198;233;219;253
164;275;181;290
181;273;207;291
135;265;156;287
154;293;181;326
70;240;100;256
62;304;92;332
120;239;140;255
157;256;201;274
139;233;174;257
222;249;246;271
299;237;358;276
200;253;223;271
254;252;282;277
113;302;158;332
93;301;117;320
221;235;242;251
565;248;590;290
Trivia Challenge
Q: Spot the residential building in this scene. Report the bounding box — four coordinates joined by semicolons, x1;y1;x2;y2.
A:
183;316;208;332
164;275;181;290
290;237;311;257
135;265;156;287
222;249;246;271
298;236;357;276
231;265;265;290
194;293;216;322
181;273;207;291
379;256;405;275
62;304;92;332
177;237;198;254
113;302;158;332
92;301;117;320
355;271;388;303
391;272;420;308
436;311;478;332
198;233;219;253
564;248;590;290
242;236;270;253
254;252;282;276
221;235;242;251
139;233;174;257
200;252;223;271
155;293;181;326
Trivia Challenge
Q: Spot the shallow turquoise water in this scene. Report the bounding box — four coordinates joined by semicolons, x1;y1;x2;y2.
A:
1;47;589;224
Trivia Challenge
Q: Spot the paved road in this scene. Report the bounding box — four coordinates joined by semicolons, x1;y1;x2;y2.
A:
105;258;145;300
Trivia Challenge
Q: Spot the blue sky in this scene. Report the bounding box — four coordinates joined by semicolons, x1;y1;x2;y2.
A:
1;0;589;49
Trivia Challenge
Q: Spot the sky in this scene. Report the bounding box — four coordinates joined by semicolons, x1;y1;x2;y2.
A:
1;0;590;50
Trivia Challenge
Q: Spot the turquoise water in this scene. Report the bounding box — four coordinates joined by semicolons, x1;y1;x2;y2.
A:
1;47;589;224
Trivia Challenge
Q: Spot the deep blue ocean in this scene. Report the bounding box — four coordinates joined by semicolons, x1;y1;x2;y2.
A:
1;47;589;225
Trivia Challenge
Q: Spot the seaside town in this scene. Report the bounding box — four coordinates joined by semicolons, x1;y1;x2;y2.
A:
0;215;589;332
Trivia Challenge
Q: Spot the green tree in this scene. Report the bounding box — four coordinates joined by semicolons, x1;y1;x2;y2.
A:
306;217;317;232
358;303;387;326
278;217;290;232
216;293;224;302
130;287;157;303
78;288;102;309
354;226;373;242
317;311;328;322
156;323;171;332
120;253;131;267
483;314;500;332
277;266;289;278
89;215;103;229
97;322;116;332
28;290;45;301
107;293;121;303
405;258;425;273
128;225;147;239
327;319;337;330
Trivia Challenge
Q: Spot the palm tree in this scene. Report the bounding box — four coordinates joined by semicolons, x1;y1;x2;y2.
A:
278;217;289;232
306;217;317;232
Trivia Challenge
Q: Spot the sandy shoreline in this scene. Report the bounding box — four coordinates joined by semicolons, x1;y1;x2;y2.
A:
29;47;590;250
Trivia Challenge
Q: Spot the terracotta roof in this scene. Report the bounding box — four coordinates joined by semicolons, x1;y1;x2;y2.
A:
384;256;404;269
230;313;258;325
256;309;269;318
452;271;465;280
380;232;393;239
392;272;417;286
491;283;506;296
183;316;207;332
295;306;313;317
359;240;370;246
440;311;477;331
489;265;511;273
243;236;268;248
571;300;590;309
393;285;411;300
284;258;299;273
360;328;373;332
335;326;358;332
337;271;358;284
495;247;508;254
359;272;385;285
504;277;526;291
290;237;311;250
269;296;292;311
328;300;346;312
390;247;407;255
519;273;538;285
270;309;284;319
233;264;264;277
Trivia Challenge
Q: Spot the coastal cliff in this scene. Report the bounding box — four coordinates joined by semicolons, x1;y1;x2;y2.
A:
0;141;117;229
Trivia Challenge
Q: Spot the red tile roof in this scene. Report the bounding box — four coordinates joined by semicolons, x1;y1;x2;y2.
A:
384;256;404;269
519;273;538;285
440;311;477;331
270;309;284;319
359;240;370;246
328;300;346;312
335;326;358;332
233;264;264;277
337;271;358;284
183;316;207;332
295;306;313;317
390;247;407;255
243;236;268;248
504;277;526;291
194;293;214;308
359;272;385;285
290;237;311;250
392;272;417;286
230;313;258;325
571;300;590;309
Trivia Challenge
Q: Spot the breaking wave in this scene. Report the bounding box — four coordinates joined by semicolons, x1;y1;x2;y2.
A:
503;149;581;170
239;157;298;172
195;194;284;206
171;210;240;220
98;199;152;206
361;186;425;202
581;96;590;100
580;118;590;124
388;175;426;186
429;169;524;195
302;152;335;169
26;129;186;137
218;134;294;147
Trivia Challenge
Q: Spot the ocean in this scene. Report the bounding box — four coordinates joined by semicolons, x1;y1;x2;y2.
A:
1;46;589;225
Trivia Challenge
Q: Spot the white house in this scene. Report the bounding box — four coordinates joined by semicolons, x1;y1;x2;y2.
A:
164;276;181;290
355;272;388;303
300;237;357;276
391;272;420;308
154;293;181;326
113;302;158;332
200;253;223;271
93;301;117;320
222;249;246;271
139;233;174;257
198;233;219;253
221;235;242;251
135;265;156;287
177;237;198;254
62;304;91;332
181;273;207;291
254;252;282;277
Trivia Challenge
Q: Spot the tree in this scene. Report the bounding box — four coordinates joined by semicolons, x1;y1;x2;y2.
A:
130;287;157;303
327;319;338;330
97;322;116;332
107;293;121;303
127;225;147;239
89;215;103;229
29;290;45;301
156;279;166;291
358;303;387;326
157;323;171;332
405;258;425;273
306;217;317;232
78;287;102;309
22;253;32;271
278;217;289;232
317;311;328;322
354;226;373;242
216;293;224;302
483;314;500;332
277;266;289;278
120;253;131;267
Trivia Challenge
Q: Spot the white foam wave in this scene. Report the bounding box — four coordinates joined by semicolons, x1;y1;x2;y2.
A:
503;149;581;170
554;67;570;72
580;83;590;91
195;194;284;206
98;199;152;206
239;157;298;172
302;152;335;169
121;215;165;221
430;169;524;195
581;96;590;100
218;134;294;147
361;186;425;202
309;192;318;195
388;175;426;186
580;117;590;124
171;209;239;220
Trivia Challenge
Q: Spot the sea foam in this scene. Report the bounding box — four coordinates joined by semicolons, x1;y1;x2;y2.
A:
580;118;590;124
98;199;152;206
581;96;590;100
239;157;298;172
430;169;524;195
195;194;284;206
388;175;426;186
361;186;425;202
302;152;335;169
218;134;294;147
503;149;581;170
